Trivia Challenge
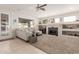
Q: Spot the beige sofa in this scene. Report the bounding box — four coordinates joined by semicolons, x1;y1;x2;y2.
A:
16;28;33;41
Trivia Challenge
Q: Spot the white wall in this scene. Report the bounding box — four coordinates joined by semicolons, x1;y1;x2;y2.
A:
39;11;79;20
0;8;39;39
0;9;16;39
38;11;79;36
13;10;79;33
11;11;39;31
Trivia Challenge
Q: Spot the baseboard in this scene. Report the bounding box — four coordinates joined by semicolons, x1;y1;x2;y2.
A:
0;37;14;42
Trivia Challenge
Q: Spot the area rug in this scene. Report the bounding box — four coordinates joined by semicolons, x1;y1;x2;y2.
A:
30;34;79;54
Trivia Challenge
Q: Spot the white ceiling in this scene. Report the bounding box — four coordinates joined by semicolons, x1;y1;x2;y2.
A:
0;4;79;18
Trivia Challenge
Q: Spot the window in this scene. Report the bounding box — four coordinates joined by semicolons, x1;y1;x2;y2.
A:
64;16;76;22
18;23;28;28
55;18;60;23
30;21;34;27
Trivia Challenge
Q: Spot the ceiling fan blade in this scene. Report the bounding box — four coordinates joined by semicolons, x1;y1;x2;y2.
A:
40;8;45;11
39;4;47;8
36;4;47;11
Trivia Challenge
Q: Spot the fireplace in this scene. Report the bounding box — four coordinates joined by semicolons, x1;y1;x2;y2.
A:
48;27;58;36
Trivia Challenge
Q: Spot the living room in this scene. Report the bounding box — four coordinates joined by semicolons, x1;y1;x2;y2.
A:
0;4;79;54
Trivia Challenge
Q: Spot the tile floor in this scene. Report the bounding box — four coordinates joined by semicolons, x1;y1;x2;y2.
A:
0;38;46;54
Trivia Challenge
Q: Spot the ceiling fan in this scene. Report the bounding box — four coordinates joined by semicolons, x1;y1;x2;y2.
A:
36;4;47;11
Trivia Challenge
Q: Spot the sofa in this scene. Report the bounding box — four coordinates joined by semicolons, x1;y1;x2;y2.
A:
16;28;33;41
16;28;42;41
